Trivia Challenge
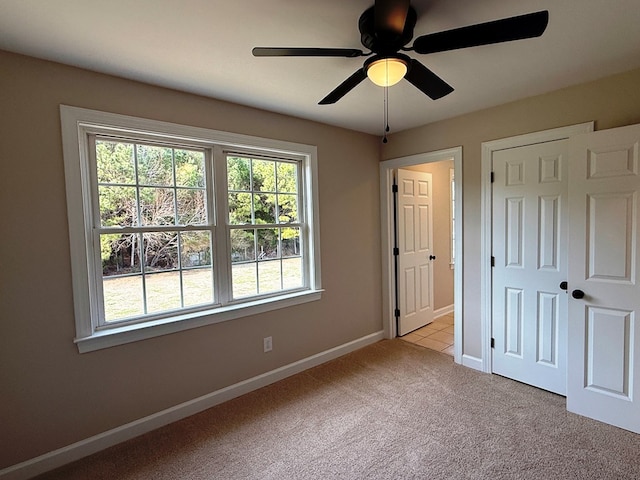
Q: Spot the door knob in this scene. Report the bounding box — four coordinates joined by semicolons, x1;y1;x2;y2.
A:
429;255;436;260
560;281;568;290
572;289;585;299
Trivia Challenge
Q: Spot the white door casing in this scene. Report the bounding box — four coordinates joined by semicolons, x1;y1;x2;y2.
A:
397;168;435;336
492;140;568;395
567;123;640;433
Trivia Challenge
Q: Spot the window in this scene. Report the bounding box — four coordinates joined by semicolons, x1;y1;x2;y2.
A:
61;106;321;352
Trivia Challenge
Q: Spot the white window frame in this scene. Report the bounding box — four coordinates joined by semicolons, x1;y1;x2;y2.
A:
61;105;322;353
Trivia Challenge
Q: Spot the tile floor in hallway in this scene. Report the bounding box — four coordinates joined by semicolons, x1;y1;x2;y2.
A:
399;313;454;356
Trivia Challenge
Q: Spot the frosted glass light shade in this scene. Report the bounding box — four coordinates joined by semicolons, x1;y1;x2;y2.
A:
366;58;407;87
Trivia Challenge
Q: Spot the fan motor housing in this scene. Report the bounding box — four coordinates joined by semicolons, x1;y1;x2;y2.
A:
358;6;417;54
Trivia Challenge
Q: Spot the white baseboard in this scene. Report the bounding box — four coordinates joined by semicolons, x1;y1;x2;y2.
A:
461;354;484;372
0;331;385;480
434;304;454;319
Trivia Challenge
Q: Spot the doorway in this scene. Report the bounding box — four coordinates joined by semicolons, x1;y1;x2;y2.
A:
380;147;463;364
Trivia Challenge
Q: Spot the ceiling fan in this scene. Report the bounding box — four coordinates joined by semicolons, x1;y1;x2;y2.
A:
252;0;549;105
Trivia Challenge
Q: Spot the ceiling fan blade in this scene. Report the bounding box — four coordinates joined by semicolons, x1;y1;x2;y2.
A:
375;0;410;37
252;47;364;58
412;10;549;54
404;59;454;100
319;69;367;105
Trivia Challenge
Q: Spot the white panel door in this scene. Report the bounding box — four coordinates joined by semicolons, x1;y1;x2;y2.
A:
567;123;640;433
397;169;435;336
492;140;568;395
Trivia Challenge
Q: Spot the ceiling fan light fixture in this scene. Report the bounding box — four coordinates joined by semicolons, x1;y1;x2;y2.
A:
366;57;407;87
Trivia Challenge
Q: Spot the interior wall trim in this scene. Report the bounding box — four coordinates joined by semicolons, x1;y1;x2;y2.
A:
0;331;385;480
434;304;454;319
461;354;483;372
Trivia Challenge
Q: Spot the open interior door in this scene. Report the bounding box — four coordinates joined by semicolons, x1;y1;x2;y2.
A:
397;168;435;336
567;123;640;433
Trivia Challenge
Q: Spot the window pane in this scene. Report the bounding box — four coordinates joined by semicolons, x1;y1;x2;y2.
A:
230;229;255;262
281;228;300;258
137;145;173;186
175;149;205;188
227;157;251;191
257;228;279;260
99;185;137;227
253;159;276;192
228;192;252;225
182;269;214;307
180;231;211;267
283;257;303;290
258;261;282;293
277;162;297;194
232;262;257;298
143;232;178;272
101;233;141;276
103;275;144;322
146;272;181;313
278;194;298;223
96;140;135;185
177;188;206;225
254;193;276;224
140;187;176;226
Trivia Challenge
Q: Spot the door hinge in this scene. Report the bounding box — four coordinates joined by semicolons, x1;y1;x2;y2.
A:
491;338;495;348
491;256;495;267
490;171;495;183
393;247;399;256
392;184;398;193
394;308;400;318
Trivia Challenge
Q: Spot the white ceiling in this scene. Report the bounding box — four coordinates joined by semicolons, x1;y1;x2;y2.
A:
1;0;640;135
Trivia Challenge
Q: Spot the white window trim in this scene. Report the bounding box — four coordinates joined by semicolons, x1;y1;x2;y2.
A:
60;105;322;353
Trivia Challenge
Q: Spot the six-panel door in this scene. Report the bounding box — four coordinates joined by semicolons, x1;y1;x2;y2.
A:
567;123;640;434
492;140;569;395
397;168;435;336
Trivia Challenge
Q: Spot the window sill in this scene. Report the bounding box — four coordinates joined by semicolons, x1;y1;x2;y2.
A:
75;289;323;353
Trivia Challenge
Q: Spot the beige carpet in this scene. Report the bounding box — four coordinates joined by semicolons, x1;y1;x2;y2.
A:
37;339;640;479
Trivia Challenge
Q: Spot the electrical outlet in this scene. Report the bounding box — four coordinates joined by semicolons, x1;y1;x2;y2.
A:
263;336;273;352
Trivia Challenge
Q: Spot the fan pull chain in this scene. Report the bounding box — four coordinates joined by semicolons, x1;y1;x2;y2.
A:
383;85;390;143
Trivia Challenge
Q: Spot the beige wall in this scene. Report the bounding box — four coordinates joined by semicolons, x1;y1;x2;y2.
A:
5;45;640;470
0;50;382;468
382;67;640;359
403;160;455;311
